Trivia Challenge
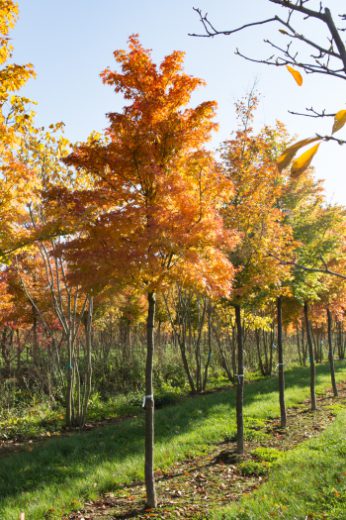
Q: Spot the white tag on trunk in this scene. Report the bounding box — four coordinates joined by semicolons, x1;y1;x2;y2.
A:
142;394;153;408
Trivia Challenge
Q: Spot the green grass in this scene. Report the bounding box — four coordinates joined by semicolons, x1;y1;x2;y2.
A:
0;361;345;520
213;409;346;520
0;385;187;442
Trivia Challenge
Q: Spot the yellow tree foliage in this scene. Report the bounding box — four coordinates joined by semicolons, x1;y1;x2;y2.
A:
0;0;36;260
222;94;294;305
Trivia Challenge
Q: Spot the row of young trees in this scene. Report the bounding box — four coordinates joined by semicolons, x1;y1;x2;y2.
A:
1;1;346;507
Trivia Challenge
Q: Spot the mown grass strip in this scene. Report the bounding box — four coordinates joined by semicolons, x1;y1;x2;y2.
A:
0;362;345;520
213;407;346;519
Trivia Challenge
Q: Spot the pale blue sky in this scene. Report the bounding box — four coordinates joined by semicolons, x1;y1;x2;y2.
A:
12;0;346;204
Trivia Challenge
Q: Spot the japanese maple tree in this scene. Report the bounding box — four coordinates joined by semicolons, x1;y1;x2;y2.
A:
46;35;237;507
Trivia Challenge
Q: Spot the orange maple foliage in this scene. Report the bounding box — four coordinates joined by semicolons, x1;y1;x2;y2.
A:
42;36;238;505
47;35;236;299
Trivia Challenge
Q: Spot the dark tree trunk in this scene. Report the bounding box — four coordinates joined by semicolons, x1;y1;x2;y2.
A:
32;307;39;365
213;327;233;381
301;323;307;366
277;296;286;427
202;306;212;391
144;291;157;508
193;299;206;393
337;321;345;360
312;329;323;363
268;328;274;376
263;330;269;375
327;308;338;397
178;341;196;393
234;304;244;454
81;295;93;427
255;329;265;376
304;302;317;411
16;330;22;373
296;328;303;366
1;327;11;377
65;333;74;427
230;326;237;376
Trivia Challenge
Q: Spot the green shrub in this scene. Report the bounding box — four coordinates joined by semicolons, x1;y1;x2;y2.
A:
251;447;282;463
239;460;270;477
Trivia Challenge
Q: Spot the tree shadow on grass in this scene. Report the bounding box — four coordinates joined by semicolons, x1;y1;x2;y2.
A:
0;361;344;517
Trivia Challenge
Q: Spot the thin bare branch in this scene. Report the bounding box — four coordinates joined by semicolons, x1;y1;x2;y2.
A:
191;1;346;80
316;134;346;145
270;253;346;280
288;107;336;118
189;8;279;38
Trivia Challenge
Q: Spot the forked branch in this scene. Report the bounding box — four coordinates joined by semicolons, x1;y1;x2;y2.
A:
191;1;346;79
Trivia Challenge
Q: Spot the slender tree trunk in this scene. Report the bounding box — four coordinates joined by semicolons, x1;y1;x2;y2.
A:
202;306;212;391
195;337;202;393
337;321;345;360
268;328;274;376
66;333;74;426
1;328;9;377
16;330;22;373
327;308;338;397
301;324;307;366
230;327;237;376
214;327;233;381
277;296;286;427
144;291;157;508
32;307;39;366
255;329;265;376
304;302;317;411
263;330;269;374
178;340;196;393
234;304;244;454
81;296;94;426
296;328;303;366
75;347;81;422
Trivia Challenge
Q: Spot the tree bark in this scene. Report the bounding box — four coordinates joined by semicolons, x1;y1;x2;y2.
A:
296;328;303;366
327;308;338;397
213;327;233;381
202;305;212;391
144;291;157;508
337;321;345;360
32;305;39;366
230;326;237;376
65;332;74;427
234;304;244;454
81;295;94;426
178;341;196;393
304;302;317;411
255;329;265;376
277;296;286;427
301;323;307;366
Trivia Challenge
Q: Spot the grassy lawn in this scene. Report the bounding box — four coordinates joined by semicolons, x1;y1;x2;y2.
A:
0;361;345;520
0;386;188;443
213;408;346;519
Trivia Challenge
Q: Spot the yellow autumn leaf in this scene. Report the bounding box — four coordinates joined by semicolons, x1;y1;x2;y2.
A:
277;136;320;171
286;65;303;86
291;143;320;177
332;110;346;134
